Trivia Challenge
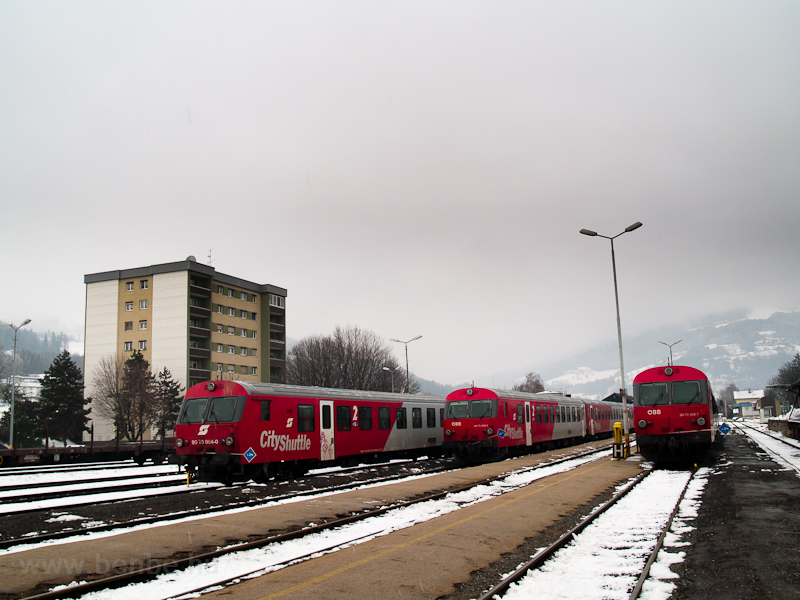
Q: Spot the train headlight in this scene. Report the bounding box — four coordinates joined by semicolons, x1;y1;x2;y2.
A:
486;428;494;435
697;417;706;427
637;419;647;428
445;429;452;436
224;436;234;446
176;438;184;448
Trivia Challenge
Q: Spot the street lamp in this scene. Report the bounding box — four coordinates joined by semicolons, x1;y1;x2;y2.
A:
382;366;397;393
390;335;422;393
1;319;32;450
580;221;642;454
658;339;682;366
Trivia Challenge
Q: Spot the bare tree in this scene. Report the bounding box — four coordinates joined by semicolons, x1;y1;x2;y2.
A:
287;325;420;393
512;372;545;393
91;351;156;441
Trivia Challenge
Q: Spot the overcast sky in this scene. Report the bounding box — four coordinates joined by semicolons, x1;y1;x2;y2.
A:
2;2;799;384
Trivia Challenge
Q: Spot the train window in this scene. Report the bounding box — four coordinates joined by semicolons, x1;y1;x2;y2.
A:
261;401;270;421
639;383;669;406
549;406;555;423
396;407;407;429
555;407;560;423
336;405;351;431
525;404;530;423
359;406;372;430
179;398;208;424
517;404;524;425
440;408;444;425
322;405;331;430
470;400;493;418
427;408;436;428
673;381;703;405
536;405;542;424
561;406;566;423
379;407;391;430
412;407;422;428
208;396;238;422
447;401;469;419
298;405;315;432
503;403;507;418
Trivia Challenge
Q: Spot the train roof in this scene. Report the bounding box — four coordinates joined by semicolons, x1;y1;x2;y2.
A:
633;365;710;383
187;380;445;404
445;387;621;406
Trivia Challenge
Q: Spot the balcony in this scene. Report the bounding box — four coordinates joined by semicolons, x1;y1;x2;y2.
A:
189;368;211;380
190;284;211;298
189;347;211;359
189;326;211;339
190;305;211;319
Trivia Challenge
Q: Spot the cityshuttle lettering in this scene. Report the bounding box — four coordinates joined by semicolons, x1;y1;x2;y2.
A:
260;430;312;452
503;426;524;440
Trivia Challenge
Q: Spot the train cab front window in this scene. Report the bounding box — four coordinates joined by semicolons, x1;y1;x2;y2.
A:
208;396;238;422
446;401;469;419
179;398;208;424
470;400;494;418
638;383;669;406
673;381;703;405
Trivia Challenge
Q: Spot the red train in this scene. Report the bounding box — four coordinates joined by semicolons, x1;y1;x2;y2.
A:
633;365;720;462
442;387;632;462
169;380;445;484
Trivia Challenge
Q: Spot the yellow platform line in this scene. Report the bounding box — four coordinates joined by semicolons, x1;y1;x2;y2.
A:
257;458;612;600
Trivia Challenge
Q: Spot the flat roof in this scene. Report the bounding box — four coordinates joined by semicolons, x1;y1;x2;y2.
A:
84;259;287;296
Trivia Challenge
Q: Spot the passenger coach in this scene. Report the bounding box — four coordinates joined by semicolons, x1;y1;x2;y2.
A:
633;365;720;461
442;387;630;462
170;381;445;484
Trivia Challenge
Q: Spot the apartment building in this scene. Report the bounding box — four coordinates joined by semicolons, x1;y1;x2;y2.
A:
83;257;286;440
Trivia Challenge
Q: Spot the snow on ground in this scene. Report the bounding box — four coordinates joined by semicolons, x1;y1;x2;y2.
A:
736;422;800;474
0;474;188;501
0;464;180;488
51;453;607;600
501;469;705;600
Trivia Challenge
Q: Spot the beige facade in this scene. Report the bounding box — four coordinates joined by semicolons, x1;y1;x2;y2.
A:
83;259;286;441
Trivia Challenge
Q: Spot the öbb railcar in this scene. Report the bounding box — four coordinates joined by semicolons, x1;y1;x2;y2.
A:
633;365;720;462
442;387;632;462
170;380;445;484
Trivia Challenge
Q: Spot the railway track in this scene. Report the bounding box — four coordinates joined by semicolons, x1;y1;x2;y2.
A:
10;446;614;600
735;421;800;475
476;467;701;600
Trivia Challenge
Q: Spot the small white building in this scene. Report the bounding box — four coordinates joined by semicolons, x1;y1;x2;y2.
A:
733;389;769;422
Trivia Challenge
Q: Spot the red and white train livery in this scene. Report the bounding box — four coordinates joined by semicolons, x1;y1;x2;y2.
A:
442;387;632;461
633;365;720;462
170;380;445;484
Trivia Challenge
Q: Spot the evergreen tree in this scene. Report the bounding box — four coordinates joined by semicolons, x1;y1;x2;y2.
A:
152;367;184;439
121;350;155;441
38;350;90;444
0;384;42;448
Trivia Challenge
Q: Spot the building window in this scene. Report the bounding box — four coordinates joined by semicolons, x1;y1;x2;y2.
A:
228;289;234;298
240;365;247;375
240;292;247;301
139;320;147;330
124;341;132;351
140;299;148;310
227;364;234;373
228;307;235;316
252;294;258;303
241;329;247;337
124;321;133;331
240;347;247;356
251;312;257;321
240;310;247;319
139;340;147;350
216;343;223;352
217;286;224;294
216;324;223;333
125;302;133;311
217;305;223;314
269;294;284;308
228;346;235;354
228;326;235;335
252;331;257;339
216;364;223;372
140;280;148;290
251;367;258;376
252;349;257;358
125;282;134;292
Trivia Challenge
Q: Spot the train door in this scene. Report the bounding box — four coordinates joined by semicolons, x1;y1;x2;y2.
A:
589;406;595;436
319;400;335;461
525;402;532;446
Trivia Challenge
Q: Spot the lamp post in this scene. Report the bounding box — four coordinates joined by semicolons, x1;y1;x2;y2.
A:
1;319;32;450
658;339;682;366
382;366;397;393
580;222;642;455
390;335;422;393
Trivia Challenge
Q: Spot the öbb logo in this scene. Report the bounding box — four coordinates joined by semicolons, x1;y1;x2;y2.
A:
646;409;662;416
